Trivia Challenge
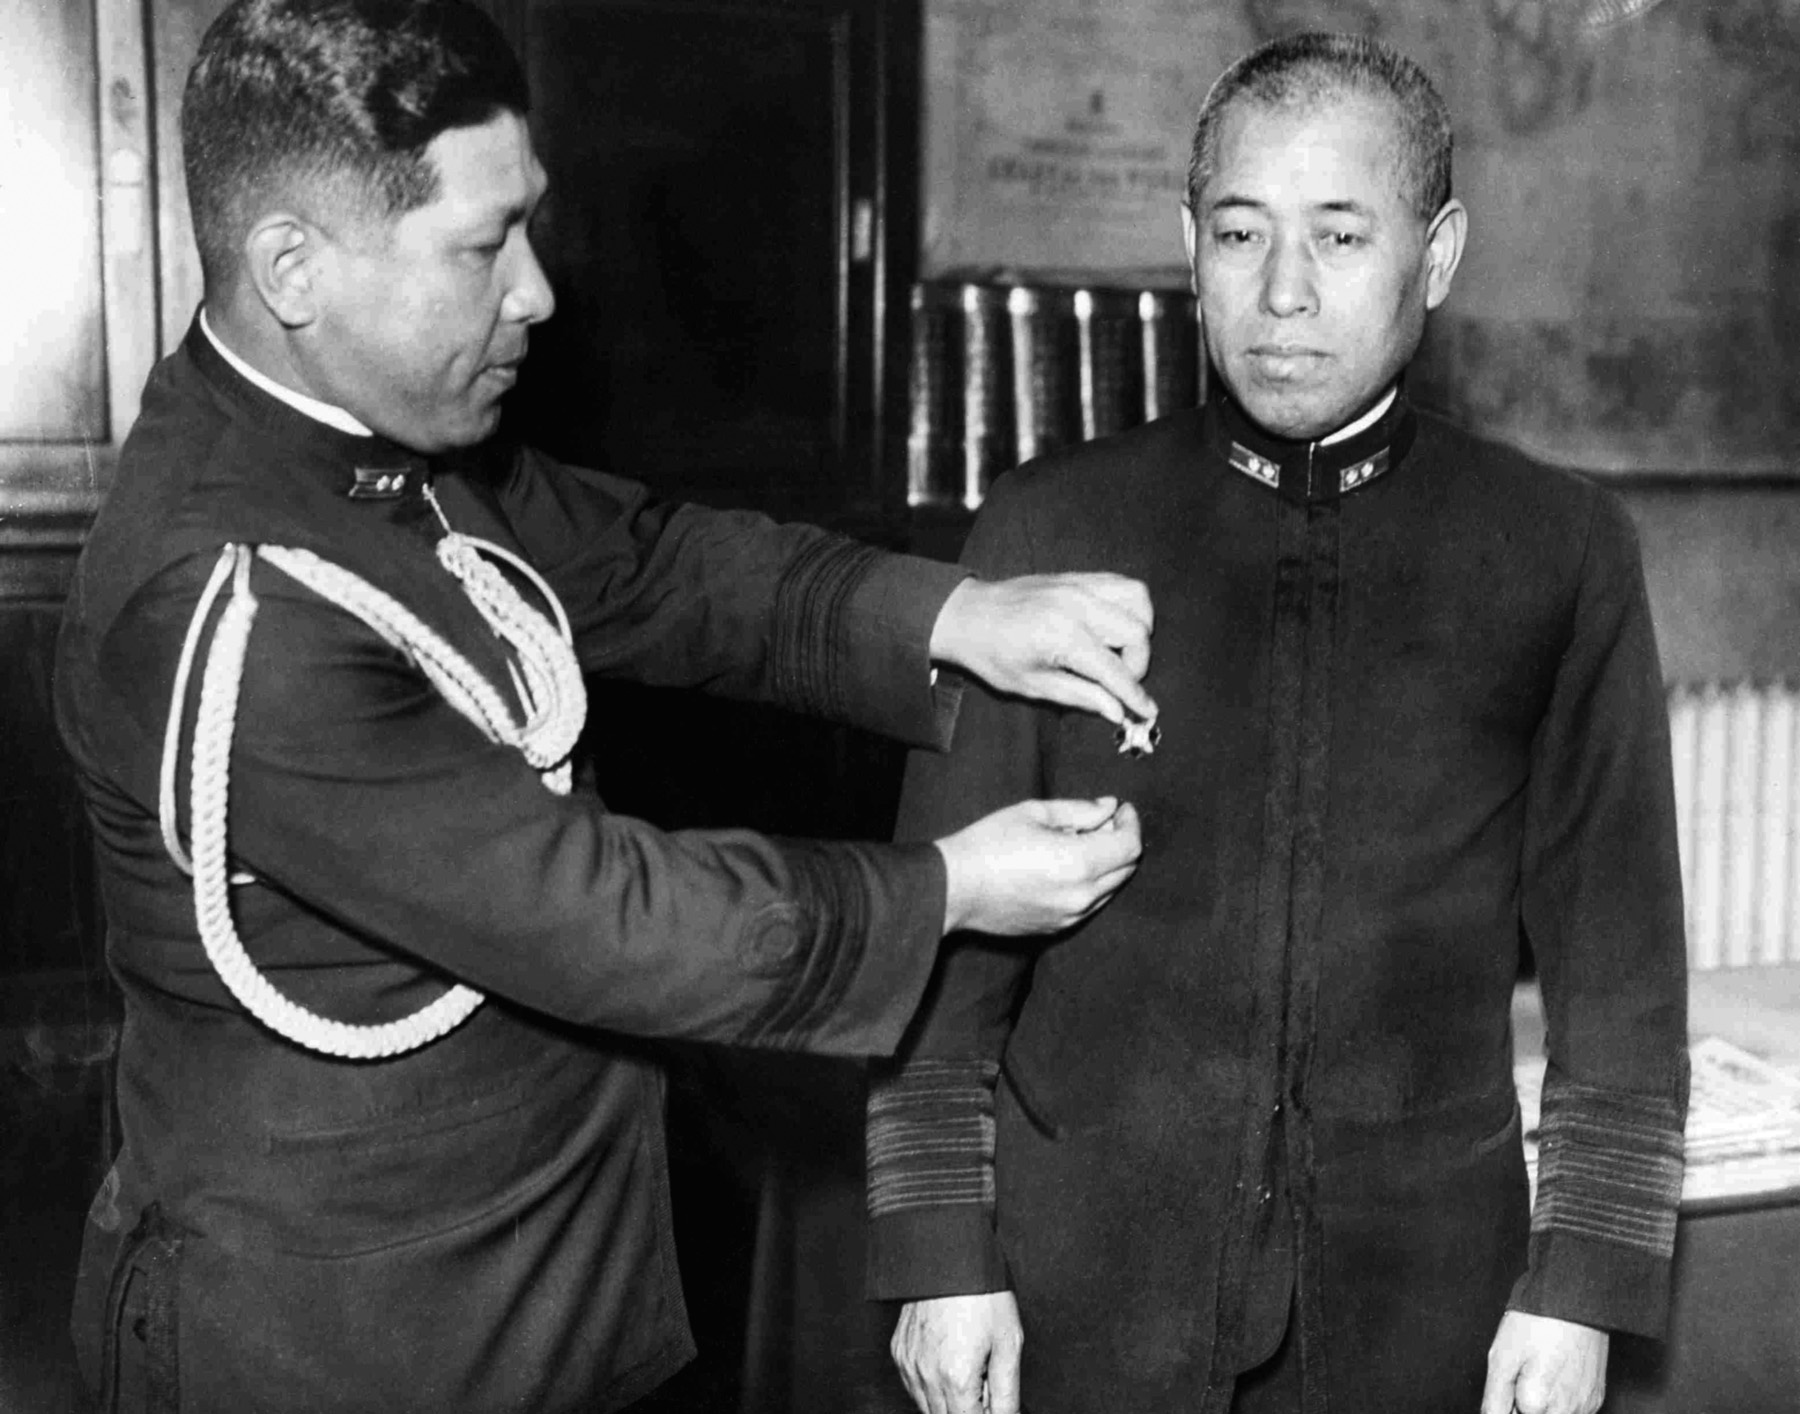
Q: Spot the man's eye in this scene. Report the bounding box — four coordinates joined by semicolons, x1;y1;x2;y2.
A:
1324;230;1367;249
1214;228;1259;246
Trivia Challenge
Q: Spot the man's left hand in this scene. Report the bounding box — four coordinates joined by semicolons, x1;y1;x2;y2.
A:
929;574;1155;726
1481;1311;1609;1414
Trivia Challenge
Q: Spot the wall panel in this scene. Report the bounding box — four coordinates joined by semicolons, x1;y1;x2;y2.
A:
0;0;107;444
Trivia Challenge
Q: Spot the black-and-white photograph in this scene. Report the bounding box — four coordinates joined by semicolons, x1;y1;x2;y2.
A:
1;1;1796;1411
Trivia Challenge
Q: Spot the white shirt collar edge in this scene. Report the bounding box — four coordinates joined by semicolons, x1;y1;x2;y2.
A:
1319;386;1398;448
199;308;377;439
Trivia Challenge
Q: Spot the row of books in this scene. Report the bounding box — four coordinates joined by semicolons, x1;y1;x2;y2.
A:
906;280;1208;510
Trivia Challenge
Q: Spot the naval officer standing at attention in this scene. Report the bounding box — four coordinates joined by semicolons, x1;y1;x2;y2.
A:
868;32;1688;1414
54;2;1156;1409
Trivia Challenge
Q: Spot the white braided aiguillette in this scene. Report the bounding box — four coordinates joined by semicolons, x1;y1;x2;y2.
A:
173;524;586;1060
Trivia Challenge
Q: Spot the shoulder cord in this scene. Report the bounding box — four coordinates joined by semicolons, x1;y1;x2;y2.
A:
159;497;588;1059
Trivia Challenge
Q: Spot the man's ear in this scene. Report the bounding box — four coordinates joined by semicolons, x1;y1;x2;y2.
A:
243;214;323;329
1179;202;1200;298
1422;198;1467;312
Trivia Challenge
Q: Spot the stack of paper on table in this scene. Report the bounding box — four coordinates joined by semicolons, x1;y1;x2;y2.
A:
1516;1036;1800;1209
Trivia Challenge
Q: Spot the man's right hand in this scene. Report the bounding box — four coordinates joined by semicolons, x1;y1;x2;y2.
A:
936;797;1141;936
892;1293;1024;1414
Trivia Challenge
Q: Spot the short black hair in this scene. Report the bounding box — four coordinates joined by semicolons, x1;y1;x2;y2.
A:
1185;32;1452;222
182;0;529;286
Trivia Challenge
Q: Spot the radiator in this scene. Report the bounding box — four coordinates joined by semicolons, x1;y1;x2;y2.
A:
1669;682;1800;969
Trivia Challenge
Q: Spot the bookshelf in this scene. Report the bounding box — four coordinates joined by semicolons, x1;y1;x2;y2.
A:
905;278;1207;516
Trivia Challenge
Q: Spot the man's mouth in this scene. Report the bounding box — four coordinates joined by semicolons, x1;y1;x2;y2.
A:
482;351;527;386
486;339;529;373
1245;346;1326;381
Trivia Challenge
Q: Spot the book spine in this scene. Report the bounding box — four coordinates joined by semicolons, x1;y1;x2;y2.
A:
1139;290;1201;423
1196;299;1210;409
960;284;1012;510
906;282;963;508
1007;285;1075;467
1075;289;1142;442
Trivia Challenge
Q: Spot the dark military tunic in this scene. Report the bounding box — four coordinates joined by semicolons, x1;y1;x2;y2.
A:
866;390;1689;1414
57;321;969;1412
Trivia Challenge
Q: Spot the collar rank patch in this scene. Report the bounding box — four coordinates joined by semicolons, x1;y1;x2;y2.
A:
1337;447;1391;494
348;467;410;500
1228;443;1281;488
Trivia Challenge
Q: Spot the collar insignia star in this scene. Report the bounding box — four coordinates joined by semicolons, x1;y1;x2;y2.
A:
348;467;410;500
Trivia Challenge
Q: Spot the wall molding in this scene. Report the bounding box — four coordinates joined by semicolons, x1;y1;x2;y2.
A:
0;513;90;607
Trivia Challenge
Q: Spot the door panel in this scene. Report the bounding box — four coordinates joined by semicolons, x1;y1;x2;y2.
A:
0;1;107;445
509;0;906;524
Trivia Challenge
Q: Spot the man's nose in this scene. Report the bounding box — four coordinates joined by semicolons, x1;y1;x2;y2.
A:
502;235;556;325
1260;235;1317;318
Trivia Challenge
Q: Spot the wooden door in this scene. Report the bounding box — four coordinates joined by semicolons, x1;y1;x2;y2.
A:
0;0;160;597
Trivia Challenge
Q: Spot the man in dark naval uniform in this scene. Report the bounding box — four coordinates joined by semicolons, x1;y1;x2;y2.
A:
867;33;1688;1414
53;2;1161;1410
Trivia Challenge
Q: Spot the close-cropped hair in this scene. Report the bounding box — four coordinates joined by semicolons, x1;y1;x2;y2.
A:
182;0;529;286
1185;32;1453;222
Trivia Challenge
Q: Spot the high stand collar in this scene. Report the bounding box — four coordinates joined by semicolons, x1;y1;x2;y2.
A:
183;315;430;501
1206;384;1418;505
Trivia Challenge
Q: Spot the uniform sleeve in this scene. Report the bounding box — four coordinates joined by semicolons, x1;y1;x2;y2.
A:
1512;488;1690;1338
99;554;946;1057
493;445;970;748
866;473;1047;1299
